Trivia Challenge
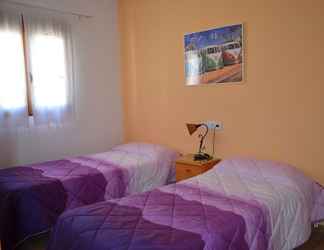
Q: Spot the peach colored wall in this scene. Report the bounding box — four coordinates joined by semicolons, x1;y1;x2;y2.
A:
119;0;324;184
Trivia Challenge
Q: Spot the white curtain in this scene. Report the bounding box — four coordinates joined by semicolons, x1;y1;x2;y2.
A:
0;10;28;128
25;15;75;126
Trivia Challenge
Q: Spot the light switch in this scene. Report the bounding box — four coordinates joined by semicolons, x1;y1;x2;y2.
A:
205;121;223;130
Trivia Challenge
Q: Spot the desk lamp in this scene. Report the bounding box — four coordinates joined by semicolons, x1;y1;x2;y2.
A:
186;123;212;161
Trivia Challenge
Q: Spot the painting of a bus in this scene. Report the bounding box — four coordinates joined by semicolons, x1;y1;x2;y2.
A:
205;45;224;72
184;24;243;85
222;41;242;66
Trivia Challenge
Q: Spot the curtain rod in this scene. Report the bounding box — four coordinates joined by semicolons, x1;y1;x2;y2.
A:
2;0;93;18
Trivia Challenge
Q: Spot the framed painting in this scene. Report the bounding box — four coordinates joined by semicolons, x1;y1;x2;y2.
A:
184;24;244;86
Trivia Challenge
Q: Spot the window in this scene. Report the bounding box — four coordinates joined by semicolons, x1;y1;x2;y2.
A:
207;47;215;54
29;33;68;109
0;19;27;111
0;11;74;127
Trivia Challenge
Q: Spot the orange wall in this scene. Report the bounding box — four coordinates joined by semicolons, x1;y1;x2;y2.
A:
119;0;324;184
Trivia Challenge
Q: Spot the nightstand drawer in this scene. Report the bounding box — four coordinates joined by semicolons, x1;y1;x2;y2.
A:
175;155;221;182
176;164;207;181
176;163;211;181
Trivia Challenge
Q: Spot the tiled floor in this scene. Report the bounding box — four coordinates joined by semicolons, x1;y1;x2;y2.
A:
17;226;324;250
296;226;324;250
16;233;49;250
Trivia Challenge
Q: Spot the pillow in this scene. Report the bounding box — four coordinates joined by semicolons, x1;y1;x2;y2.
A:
215;158;324;222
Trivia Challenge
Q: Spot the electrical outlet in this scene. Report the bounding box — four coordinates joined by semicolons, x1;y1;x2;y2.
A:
205;121;223;130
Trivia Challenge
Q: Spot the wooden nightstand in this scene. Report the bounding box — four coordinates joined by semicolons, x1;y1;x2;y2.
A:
176;154;221;182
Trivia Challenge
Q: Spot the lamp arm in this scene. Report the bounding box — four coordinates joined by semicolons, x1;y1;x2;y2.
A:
198;124;209;154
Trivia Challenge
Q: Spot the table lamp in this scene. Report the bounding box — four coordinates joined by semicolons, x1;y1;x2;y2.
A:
186;123;212;161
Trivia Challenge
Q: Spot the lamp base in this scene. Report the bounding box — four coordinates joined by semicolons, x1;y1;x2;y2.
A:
193;153;212;161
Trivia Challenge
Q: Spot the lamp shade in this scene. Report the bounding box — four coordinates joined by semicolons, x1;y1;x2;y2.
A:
186;123;202;135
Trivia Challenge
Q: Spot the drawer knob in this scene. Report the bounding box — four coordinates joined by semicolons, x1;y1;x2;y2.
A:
185;169;192;173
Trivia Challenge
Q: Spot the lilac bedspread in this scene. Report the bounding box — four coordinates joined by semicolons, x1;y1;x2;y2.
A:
48;158;324;250
0;143;178;250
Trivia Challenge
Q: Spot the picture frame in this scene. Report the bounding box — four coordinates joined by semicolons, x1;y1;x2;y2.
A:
184;24;244;86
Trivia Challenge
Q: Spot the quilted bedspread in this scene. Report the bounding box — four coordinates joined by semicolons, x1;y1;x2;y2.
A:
48;158;324;250
0;143;178;250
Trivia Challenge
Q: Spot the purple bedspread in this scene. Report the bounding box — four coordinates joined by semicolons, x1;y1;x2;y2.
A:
0;143;178;250
0;159;123;250
48;184;265;250
47;158;324;250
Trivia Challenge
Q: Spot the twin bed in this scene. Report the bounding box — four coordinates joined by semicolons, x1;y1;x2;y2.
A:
0;144;323;250
0;143;179;250
47;158;324;250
